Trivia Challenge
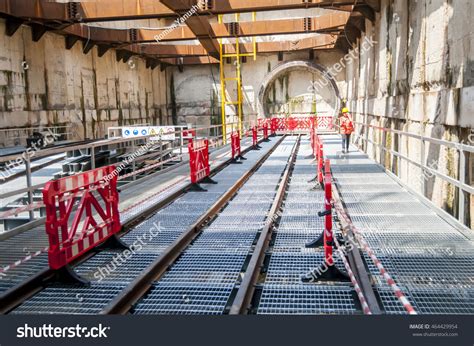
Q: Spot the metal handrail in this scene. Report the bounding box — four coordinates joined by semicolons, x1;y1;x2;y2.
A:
0;121;256;208
350;119;473;226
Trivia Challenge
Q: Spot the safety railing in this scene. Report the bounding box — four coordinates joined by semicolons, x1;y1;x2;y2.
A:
259;116;334;132
0;121;255;234
350;117;474;227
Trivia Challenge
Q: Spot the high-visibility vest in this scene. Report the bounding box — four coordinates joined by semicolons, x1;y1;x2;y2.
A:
340;115;354;134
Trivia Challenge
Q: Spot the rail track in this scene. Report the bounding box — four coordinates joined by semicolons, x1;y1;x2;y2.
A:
4;136;284;314
3;134;474;315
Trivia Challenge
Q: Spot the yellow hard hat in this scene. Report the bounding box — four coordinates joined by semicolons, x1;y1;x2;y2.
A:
342;107;349;113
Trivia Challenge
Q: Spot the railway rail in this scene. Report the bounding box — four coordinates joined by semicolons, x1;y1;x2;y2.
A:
4;136;283;314
2;133;473;316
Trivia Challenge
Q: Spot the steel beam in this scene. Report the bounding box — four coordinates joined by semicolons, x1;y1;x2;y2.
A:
61;14;348;45
139;36;336;57
0;0;368;23
160;0;220;59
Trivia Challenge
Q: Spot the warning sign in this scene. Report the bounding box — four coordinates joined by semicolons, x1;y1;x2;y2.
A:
117;126;176;140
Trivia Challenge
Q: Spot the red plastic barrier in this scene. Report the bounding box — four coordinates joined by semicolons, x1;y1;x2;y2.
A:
265;116;333;131
188;138;211;184
270;118;277;136
252;126;258;147
231;131;242;160
43;166;121;270
262;123;269;140
323;159;334;265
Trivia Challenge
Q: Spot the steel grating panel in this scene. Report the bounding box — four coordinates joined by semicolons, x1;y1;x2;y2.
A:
188;232;257;254
10;283;126;315
349;215;453;231
340;192;417;203
285;192;325;202
382;255;474;289
338;184;403;193
133;283;234;315
361;231;473;249
345;202;434;215
265;253;346;285
331;164;385;174
257;284;359;315
209;215;267;228
157;203;209;216
75;252;158;284
335;177;397;185
409;289;474;314
0;255;49;296
272;232;323;251
377;289;418;315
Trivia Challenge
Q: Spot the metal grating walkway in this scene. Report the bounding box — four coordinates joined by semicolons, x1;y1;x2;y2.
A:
323;135;474;315
257;138;360;315
10;138;280;314
132;138;297;315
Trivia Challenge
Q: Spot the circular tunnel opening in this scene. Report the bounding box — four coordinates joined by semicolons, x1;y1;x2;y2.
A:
257;61;341;120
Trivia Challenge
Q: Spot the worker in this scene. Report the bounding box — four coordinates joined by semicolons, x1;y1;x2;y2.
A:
339;108;354;154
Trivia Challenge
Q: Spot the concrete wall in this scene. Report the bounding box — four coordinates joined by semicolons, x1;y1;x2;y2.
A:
0;19;168;146
169;49;346;130
345;0;474;226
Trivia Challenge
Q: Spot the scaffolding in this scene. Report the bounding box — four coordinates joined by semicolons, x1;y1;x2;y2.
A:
219;13;257;144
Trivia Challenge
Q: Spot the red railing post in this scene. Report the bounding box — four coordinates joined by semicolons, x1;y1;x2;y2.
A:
270;118;277;136
263;123;269;141
252;126;259;149
323;159;333;266
317;142;324;186
231;131;246;162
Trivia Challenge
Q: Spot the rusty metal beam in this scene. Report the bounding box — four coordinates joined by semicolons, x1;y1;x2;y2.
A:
58;13;348;46
0;0;366;23
135;14;349;42
0;0;176;22
160;0;220;59
160;56;219;65
138;36;337;57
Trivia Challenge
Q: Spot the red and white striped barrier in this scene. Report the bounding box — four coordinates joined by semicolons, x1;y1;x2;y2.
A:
333;202;417;315
43;165;121;270
333;235;372;315
188;139;211;184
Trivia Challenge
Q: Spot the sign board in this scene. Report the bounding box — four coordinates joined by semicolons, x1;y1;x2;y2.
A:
149;126;176;141
121;126;176;140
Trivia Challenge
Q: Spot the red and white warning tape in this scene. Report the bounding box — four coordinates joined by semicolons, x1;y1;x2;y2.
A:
0;246;48;276
333;201;417;315
333;236;372;315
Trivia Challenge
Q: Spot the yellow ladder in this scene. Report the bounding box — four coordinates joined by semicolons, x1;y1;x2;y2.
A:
219;12;257;143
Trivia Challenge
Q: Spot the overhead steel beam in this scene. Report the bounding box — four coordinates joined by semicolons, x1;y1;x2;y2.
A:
59;13;348;46
138;36;337;57
160;56;219;65
134;14;348;42
159;0;220;59
0;0;370;23
0;0;176;22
